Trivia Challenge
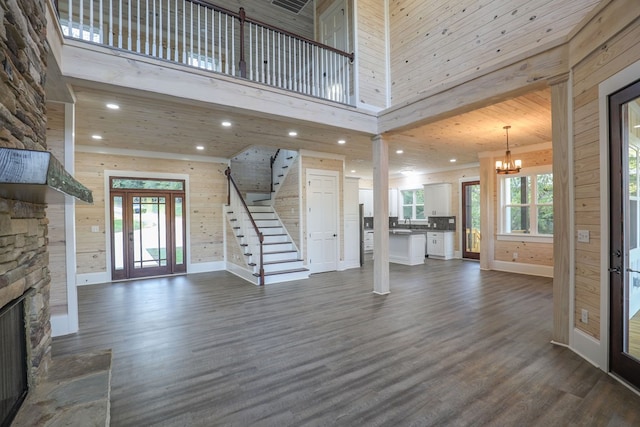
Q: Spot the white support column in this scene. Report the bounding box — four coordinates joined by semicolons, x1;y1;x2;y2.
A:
549;73;571;345
479;156;494;271
372;135;390;295
64;102;79;334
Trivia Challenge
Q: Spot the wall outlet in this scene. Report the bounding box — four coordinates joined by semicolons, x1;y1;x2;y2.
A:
512;252;518;260
91;225;99;233
581;309;589;324
577;229;590;243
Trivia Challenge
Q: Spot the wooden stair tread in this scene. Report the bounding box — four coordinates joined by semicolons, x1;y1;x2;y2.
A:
264;250;297;255
253;268;308;277
263;259;303;265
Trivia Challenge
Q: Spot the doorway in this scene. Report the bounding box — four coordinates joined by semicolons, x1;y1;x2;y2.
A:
319;0;349;103
609;78;640;389
306;170;339;274
110;177;186;280
462;180;481;260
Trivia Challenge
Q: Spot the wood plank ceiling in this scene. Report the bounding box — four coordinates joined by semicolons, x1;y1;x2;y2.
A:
70;84;551;178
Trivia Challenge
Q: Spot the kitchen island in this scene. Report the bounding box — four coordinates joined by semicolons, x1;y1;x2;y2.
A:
389;230;426;265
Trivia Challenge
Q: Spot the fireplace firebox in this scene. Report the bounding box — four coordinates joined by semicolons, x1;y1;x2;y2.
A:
0;294;28;427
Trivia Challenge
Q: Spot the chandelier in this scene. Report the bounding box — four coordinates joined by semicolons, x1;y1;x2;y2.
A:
495;125;522;174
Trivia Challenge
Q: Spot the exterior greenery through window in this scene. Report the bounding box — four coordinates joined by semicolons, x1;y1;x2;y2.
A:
500;168;553;235
401;189;425;220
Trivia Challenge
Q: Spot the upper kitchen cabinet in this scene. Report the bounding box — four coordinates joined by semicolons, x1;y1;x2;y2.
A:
359;189;374;217
424;183;452;216
359;188;399;217
389;188;398;217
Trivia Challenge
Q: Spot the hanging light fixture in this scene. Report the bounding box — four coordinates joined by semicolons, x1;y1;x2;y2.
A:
495;125;522;174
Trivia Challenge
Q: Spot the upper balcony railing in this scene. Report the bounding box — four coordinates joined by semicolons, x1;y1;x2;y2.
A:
54;0;354;104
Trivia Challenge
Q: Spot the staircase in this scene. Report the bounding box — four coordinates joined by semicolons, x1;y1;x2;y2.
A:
246;149;297;205
227;204;309;285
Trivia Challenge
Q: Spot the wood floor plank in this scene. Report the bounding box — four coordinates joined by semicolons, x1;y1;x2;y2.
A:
53;259;640;426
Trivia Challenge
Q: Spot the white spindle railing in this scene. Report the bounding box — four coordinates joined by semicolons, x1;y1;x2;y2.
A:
55;0;354;104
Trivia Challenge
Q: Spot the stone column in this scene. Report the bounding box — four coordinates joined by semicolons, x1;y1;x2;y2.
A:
372;135;389;295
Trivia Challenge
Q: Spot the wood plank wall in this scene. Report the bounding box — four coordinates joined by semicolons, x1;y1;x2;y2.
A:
46;102;68;315
274;156;301;250
492;148;554;267
387;0;600;106
230;146;275;196
355;0;387;109
570;2;640;340
301;156;344;262
74;152;228;275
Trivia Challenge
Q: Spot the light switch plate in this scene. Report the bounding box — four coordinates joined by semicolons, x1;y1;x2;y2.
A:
577;229;589;243
91;225;99;233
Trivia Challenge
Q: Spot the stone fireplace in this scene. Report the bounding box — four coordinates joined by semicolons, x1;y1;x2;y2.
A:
0;200;52;424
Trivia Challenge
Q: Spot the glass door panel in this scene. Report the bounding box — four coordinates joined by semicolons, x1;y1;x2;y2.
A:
462;181;480;260
109;178;186;280
130;195;170;277
609;79;640;389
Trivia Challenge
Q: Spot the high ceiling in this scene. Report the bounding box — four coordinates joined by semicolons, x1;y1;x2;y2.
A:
69;84;551;178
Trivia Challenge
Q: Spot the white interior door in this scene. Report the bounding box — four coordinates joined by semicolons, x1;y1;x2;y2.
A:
307;170;339;273
320;0;348;51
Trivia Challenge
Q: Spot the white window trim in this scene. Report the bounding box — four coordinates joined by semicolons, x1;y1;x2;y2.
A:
400;188;425;220
497;165;554;242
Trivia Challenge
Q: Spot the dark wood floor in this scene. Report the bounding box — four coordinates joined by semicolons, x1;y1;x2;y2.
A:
53;259;640;426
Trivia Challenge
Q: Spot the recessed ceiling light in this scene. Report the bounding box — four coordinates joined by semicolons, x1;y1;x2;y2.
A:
396;149;404;154
196;145;205;150
401;170;414;176
221;121;232;127
450;158;457;163
106;103;120;110
338;139;346;144
92;135;103;140
289;131;298;137
635;124;640;129
350;169;356;173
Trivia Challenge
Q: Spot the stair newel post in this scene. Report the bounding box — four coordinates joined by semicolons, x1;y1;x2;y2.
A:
225;167;231;205
238;8;247;78
258;232;265;286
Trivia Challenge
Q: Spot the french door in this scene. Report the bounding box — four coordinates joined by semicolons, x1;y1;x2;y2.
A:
462;181;481;260
110;178;186;280
609;79;640;389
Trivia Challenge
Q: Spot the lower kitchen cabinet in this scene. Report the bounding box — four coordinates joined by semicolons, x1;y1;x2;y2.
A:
364;230;374;252
427;231;454;259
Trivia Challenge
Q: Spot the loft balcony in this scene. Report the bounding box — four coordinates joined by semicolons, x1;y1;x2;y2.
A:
53;0;355;105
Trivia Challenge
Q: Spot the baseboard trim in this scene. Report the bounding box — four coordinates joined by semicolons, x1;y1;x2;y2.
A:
491;260;553;278
226;262;258;285
570;327;605;370
339;260;361;271
77;272;110;286
188;261;225;274
51;313;79;337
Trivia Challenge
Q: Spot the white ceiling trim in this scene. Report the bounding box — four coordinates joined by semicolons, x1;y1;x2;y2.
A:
76;145;230;164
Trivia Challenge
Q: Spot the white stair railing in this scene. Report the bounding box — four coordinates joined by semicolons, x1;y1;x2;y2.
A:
55;0;354;104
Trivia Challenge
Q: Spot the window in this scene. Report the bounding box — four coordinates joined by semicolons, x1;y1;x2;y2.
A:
499;167;553;237
401;189;425;220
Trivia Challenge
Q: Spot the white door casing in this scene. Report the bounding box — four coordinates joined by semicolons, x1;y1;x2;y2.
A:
306;170;339;273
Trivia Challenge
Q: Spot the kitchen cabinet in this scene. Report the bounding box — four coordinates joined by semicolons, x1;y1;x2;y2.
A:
359;189;373;217
424;183;452;216
359;188;398;217
389;188;398;217
427;231;454;259
364;230;374;252
389;231;425;265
